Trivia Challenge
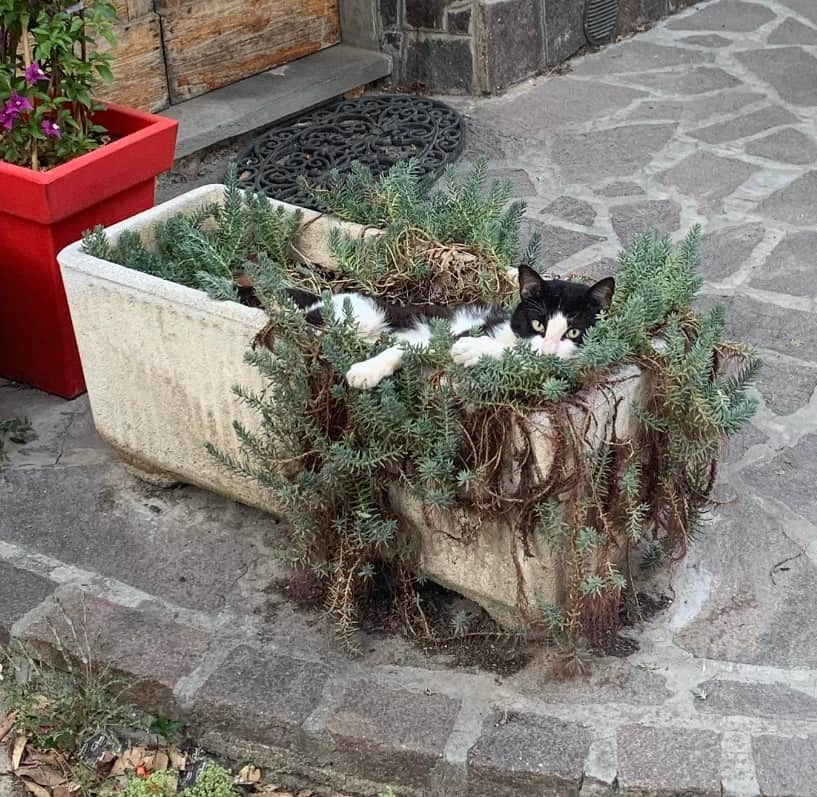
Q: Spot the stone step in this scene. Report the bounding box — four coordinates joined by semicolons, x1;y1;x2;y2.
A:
162;44;392;159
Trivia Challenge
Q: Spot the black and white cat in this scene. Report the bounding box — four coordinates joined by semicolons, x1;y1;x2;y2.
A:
291;265;614;390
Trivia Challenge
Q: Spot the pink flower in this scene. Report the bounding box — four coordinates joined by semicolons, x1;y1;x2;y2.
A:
41;118;62;139
0;109;15;131
24;62;47;86
6;91;33;114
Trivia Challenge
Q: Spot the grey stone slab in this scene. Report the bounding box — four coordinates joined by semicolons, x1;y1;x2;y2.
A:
702;293;817;360
759;171;817;226
751;231;817;297
699;222;765;281
755;357;817;415
487;168;536;198
405;35;474;92
743;434;817;521
0;562;55;644
610;200;681;248
194;646;330;749
520;220;603;268
674;495;817;668
745;127;817;165
575;257;620;280
467;712;590;796
690;105;799;144
476;79;646;136
736;47;817;107
780;0;817;25
753;735;817;797
679;33;733;47
722;423;768;464
666;0;776;31
617;725;722;796
163;45;392;159
768;16;817;45
553;123;678;183
627;66;740;96
326;682;459;789
0;464;286;614
628;90;765;123
480;0;543;92
595;181;646;197
380;0;398;28
22;591;210;714
695;680;817;719
542;196;597;226
571;41;714;76
659;151;757;208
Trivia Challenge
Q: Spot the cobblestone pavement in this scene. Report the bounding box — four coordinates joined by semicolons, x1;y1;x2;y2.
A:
3;1;817;795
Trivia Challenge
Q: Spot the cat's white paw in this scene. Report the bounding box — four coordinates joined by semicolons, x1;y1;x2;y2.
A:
346;349;403;389
451;336;506;367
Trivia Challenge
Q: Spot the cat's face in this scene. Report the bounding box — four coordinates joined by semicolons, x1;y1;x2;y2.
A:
510;265;615;357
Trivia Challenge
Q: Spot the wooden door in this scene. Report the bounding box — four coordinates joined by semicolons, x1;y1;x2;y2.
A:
102;0;341;111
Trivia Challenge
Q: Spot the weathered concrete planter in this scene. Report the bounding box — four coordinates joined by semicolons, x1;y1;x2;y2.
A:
59;185;651;627
58;185;372;514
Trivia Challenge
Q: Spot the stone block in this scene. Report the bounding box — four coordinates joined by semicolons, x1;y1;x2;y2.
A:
679;33;731;47
780;0;817;24
479;0;543;92
694;680;817;720
755;358;817;416
553;123;677;183
542;196;597;227
595;182;645;198
391;366;650;628
698;223;765;282
520;220;603;269
543;0;586;66
666;0;775;31
0;562;55;644
447;6;471;34
759;171;817;227
658;151;756;209
405;35;474;92
753;735;817;797
380;0;398;29
745;128;817;166
610;200;680;248
325;682;459;789
571;40;713;77
466;712;590;796
21;591;210;715
193;646;330;749
627;66;740;96
690;105;798;145
751;231;817;297
617;725;722;796
768;17;817;46
627;91;764;124
737;47;817;107
487;168;536;198
405;0;447;30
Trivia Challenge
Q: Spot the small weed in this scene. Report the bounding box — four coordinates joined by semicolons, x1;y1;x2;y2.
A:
148;716;186;741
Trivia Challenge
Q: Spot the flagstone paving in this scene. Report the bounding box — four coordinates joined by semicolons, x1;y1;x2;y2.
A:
4;1;817;794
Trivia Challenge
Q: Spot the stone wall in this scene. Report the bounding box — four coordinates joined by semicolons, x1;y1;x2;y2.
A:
369;0;700;94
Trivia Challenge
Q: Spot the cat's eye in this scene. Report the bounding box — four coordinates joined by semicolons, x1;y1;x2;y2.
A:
565;328;581;340
531;319;545;333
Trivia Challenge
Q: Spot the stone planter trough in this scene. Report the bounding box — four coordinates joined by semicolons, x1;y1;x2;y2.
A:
58;184;651;628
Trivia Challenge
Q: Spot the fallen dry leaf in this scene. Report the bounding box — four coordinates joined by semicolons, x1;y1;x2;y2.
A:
53;784;82;797
153;751;169;772
168;749;186;771
12;734;28;770
0;711;16;743
237;765;261;784
20;777;51;797
20;763;68;788
296;791;313;797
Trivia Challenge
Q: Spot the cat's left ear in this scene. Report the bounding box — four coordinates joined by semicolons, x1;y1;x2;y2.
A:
517;264;546;300
588;277;615;310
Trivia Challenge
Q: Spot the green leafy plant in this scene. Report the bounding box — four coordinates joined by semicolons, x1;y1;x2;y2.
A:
82;164;759;660
121;771;176;797
0;0;118;170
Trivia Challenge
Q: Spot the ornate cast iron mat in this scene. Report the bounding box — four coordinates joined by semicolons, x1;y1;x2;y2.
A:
234;95;465;210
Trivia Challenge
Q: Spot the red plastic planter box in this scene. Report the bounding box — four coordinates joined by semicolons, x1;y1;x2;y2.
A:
0;103;178;398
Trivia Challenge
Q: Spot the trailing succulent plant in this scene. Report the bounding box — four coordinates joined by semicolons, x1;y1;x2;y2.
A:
83;162;760;666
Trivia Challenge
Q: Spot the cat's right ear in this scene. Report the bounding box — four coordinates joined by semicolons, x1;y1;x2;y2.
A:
517;264;545;300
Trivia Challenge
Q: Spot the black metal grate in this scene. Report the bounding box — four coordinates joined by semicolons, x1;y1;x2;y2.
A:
234;95;465;210
584;0;619;45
